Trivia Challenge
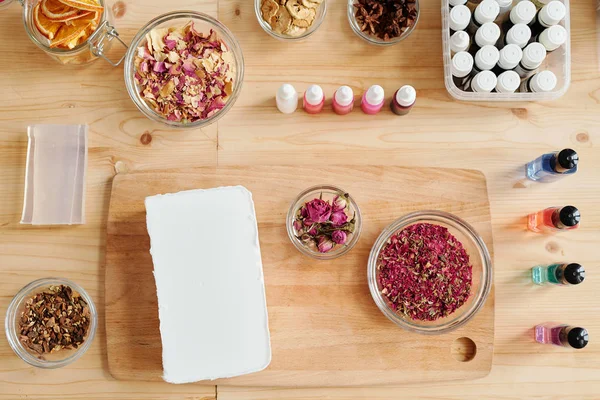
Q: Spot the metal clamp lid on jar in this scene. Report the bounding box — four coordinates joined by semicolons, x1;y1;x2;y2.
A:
4;0;128;66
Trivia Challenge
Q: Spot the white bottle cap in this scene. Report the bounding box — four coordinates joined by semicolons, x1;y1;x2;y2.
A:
529;70;558;92
506;23;532;48
305;85;324;105
334;86;354;107
365;85;384;105
496;0;511;6
475;22;501;47
495;70;521;93
539;1;566;27
475;45;500;71
395;85;416;107
452;51;474;78
449;0;467;6
277;84;296;100
450;31;470;53
510;1;536;25
474;0;500;24
539;25;567;51
498;44;523;69
471;70;497;93
450;5;471;31
521;42;547;69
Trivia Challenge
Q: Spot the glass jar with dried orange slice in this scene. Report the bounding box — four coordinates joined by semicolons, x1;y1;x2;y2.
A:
2;0;127;65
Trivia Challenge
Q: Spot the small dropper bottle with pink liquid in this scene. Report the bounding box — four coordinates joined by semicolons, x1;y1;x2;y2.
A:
361;85;385;115
303;85;325;114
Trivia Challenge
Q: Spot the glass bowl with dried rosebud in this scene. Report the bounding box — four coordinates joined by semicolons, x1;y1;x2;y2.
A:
5;278;97;368
368;211;492;335
255;0;328;41
287;185;362;260
348;0;420;46
124;11;244;129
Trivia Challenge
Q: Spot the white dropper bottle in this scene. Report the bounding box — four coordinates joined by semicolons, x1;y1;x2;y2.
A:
276;84;298;114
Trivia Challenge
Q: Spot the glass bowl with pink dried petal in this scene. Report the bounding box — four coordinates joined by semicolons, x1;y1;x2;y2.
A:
124;11;244;129
368;211;492;335
287;185;362;260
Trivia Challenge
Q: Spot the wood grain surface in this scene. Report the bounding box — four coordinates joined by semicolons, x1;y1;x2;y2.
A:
1;0;599;397
105;167;494;386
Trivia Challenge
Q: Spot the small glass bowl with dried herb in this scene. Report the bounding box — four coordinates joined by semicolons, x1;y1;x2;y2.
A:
368;211;492;335
255;0;328;41
348;0;419;46
5;278;97;368
287;185;362;260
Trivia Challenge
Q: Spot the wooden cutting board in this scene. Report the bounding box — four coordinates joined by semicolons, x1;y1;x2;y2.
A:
105;166;494;386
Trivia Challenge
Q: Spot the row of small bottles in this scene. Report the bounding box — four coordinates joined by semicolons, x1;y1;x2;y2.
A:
526;148;580;233
449;0;567;93
276;84;416;116
525;146;588;349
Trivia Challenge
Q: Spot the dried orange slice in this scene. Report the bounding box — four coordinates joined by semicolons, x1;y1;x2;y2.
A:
50;14;94;48
41;0;88;22
57;0;103;12
33;3;63;40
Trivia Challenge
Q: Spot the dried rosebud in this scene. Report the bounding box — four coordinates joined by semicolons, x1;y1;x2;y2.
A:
306;199;332;223
331;230;347;245
308;226;318;236
317;236;334;253
300;206;309;219
332;195;347;212
293;220;303;231
330;210;348;227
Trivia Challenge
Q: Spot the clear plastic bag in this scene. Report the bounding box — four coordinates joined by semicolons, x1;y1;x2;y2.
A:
21;125;88;225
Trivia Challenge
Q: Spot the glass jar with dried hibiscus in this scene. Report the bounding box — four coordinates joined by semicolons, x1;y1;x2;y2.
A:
368;211;492;334
287;185;362;260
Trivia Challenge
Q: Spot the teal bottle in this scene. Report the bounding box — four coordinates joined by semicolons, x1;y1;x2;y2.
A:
532;263;585;286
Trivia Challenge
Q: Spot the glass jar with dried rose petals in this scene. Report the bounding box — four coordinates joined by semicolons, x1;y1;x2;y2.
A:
287;185;362;260
124;11;244;129
368;211;492;335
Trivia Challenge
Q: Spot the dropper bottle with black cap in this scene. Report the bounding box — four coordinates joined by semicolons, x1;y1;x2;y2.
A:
532;263;586;286
526;148;579;182
528;205;581;233
535;324;589;349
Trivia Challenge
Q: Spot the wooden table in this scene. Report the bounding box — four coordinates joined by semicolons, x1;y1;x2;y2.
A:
1;0;599;398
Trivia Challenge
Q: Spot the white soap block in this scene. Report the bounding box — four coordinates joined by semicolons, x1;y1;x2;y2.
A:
145;186;272;384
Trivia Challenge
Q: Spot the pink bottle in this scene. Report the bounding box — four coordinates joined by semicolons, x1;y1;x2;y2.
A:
361;85;385;115
332;86;354;115
303;85;325;114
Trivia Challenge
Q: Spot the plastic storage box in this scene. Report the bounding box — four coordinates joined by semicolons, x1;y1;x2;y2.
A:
442;0;571;101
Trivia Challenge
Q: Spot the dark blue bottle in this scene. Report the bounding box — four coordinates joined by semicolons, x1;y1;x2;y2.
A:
526;149;578;182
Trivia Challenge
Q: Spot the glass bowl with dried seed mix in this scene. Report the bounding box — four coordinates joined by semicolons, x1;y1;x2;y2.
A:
287;185;362;260
124;11;244;128
5;278;97;368
348;0;419;46
367;211;492;335
255;0;327;41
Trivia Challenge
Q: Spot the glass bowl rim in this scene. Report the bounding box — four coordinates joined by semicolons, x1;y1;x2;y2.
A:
5;277;98;368
347;0;420;46
123;10;245;129
286;184;363;260
367;210;493;335
254;0;328;42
